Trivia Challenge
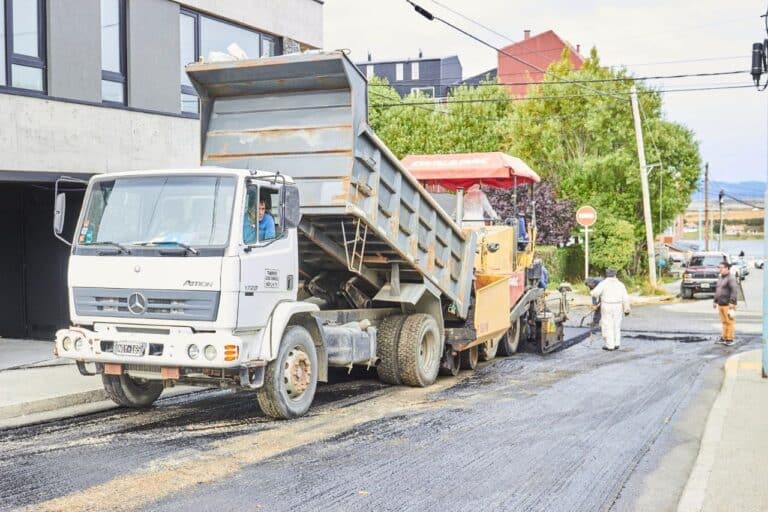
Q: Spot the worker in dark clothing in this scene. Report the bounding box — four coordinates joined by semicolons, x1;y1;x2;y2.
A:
517;213;529;251
713;261;738;346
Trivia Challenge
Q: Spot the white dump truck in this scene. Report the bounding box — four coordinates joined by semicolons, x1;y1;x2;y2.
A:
53;51;568;419
53;51;480;419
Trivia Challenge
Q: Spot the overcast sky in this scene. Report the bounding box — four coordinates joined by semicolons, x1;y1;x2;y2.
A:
323;0;767;184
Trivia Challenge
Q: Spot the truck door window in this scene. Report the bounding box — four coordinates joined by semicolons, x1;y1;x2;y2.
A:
243;185;282;245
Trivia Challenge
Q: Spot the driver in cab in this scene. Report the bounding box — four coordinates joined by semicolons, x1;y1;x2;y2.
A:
243;191;276;244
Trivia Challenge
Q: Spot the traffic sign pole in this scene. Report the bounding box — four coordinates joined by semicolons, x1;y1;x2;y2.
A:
584;226;590;280
576;206;597;280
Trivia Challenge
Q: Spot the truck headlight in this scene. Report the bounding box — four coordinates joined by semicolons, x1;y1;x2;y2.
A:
62;337;73;351
74;337;86;351
204;345;217;361
187;344;200;359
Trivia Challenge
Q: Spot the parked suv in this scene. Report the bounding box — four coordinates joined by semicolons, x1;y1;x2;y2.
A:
680;252;729;299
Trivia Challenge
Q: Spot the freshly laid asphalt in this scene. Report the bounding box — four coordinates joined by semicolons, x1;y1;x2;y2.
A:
1;331;759;511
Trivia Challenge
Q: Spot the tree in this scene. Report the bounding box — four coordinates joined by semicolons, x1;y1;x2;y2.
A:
367;76;512;158
588;214;635;272
486;182;576;245
505;48;701;264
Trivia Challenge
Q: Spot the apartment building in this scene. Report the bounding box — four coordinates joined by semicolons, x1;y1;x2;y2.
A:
357;53;462;99
0;0;323;339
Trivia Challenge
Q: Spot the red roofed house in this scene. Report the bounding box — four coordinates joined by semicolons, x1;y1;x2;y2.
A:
498;30;585;97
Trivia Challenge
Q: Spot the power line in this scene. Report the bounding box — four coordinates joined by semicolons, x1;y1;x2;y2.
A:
721;190;765;210
368;89;622;124
404;0;626;101
428;0;513;43
614;55;749;67
367;69;750;88
372;84;756;108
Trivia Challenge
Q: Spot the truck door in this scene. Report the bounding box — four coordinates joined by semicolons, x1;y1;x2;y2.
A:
237;183;297;328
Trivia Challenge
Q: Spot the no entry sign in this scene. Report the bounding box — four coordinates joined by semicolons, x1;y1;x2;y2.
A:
576;206;597;227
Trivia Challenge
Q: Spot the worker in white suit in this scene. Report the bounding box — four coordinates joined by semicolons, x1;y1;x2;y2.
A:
462;184;499;227
590;268;631;351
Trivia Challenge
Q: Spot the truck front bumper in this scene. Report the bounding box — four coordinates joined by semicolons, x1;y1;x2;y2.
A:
681;279;717;293
54;325;254;370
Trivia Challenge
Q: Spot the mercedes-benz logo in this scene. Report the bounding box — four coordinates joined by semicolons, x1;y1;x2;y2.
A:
127;292;147;315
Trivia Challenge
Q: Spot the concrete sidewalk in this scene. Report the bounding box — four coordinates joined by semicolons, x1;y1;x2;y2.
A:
0;338;107;424
0;338;200;427
678;349;768;512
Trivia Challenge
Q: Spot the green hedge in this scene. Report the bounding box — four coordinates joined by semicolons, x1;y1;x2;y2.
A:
537;245;584;283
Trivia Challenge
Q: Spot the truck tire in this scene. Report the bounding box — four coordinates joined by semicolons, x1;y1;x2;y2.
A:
397;314;442;387
498;317;521;356
681;288;693;299
257;326;318;420
460;345;479;370
376;315;407;385
478;335;500;362
101;374;163;408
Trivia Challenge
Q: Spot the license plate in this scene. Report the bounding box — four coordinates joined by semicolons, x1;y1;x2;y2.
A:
114;341;147;356
700;283;710;289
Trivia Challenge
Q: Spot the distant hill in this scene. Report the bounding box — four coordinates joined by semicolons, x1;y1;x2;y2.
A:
692;180;765;201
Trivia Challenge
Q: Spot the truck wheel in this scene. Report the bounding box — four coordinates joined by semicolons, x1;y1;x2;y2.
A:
101;374;163;408
681;288;693;299
498;318;521;356
478;335;500;361
257;326;318;420
376;315;407;385
397;314;442;387
460;345;479;370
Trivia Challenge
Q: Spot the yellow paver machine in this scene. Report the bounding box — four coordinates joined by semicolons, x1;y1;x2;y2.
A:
402;152;571;374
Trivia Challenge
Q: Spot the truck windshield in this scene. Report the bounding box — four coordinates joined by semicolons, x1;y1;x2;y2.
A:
689;255;725;267
78;176;235;248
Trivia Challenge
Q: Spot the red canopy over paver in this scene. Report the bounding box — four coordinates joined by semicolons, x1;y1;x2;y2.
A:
401;152;541;191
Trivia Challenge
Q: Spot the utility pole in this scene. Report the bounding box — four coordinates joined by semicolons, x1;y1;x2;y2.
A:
704;162;710;251
697;206;703;245
718;189;725;251
630;85;657;286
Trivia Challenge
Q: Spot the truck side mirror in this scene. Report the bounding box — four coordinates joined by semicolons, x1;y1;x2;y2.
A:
54;192;66;236
283;185;302;229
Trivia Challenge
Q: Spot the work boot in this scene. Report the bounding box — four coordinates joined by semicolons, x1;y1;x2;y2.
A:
724;339;735;347
716;337;726;345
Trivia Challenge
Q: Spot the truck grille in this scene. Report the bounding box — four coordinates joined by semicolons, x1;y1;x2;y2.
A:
73;288;219;321
693;272;718;279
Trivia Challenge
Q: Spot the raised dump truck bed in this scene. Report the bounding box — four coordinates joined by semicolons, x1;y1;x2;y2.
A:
187;52;474;316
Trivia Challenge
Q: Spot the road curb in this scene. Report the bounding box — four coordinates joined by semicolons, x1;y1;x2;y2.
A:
0;389;109;421
676;350;749;512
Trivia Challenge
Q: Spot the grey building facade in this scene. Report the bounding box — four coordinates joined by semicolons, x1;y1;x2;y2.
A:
357;55;462;99
0;0;323;339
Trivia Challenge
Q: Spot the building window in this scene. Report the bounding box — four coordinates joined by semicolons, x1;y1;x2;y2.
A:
100;0;126;105
411;62;419;80
366;65;373;79
1;0;46;92
179;10;198;114
201;16;260;60
410;86;434;98
180;9;281;114
395;63;403;81
261;35;277;57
